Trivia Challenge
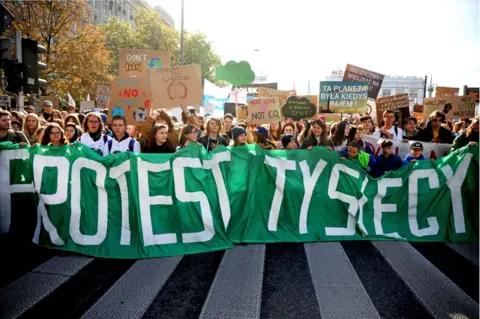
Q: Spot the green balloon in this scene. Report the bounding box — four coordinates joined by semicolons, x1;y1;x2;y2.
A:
215;60;255;86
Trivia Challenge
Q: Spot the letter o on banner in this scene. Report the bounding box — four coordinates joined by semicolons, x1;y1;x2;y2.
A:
70;158;108;245
132;89;139;98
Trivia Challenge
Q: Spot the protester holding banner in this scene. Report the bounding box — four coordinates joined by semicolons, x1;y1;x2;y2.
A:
177;124;202;150
229;126;247;147
40;123;67;147
416;111;454;144
103;115;140;155
64;123;82;143
198;117;228;152
331;121;350;152
348;126;373;155
146;124;175;154
0;109;29;145
375;140;403;174
252;127;276;150
451;116;479;151
403;142;426;165
154;109;179;150
373;110;404;141
301;119;332;150
22;113;41;145
78;112;111;155
339;141;378;176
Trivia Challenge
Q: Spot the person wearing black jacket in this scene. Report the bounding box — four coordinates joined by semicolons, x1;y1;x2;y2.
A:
301;119;332;150
416;111;454;144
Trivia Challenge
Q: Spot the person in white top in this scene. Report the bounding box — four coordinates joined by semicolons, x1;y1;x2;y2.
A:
103;115;140;155
373;110;406;141
78;112;111;155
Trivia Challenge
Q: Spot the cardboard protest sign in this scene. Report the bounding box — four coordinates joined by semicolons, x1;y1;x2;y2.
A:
319;81;368;114
282;96;317;121
413;104;424;113
118;49;170;78
229;82;278;104
224;102;245;117
80;101;95;111
96;84;111;109
343;64;384;99
40;96;59;109
375;93;409;125
109;77;153;125
412;112;424;122
435;86;459;97
0;95;10;109
466;87;479;102
149;64;203;110
423;96;475;120
236;105;247;121
257;87;292;109
247;97;281;124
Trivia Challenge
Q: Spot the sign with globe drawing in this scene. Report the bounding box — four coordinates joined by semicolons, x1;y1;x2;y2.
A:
108;77;153;125
149;64;203;109
118;49;170;78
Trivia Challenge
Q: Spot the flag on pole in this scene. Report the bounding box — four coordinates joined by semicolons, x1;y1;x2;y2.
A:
67;92;76;107
86;94;91;102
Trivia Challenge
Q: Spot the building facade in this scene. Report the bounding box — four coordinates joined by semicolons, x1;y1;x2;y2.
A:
87;0;174;28
325;70;426;105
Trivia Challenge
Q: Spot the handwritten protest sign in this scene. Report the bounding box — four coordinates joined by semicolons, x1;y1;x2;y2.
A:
148;64;203;109
435;86;459;97
423;96;475;120
0;95;10;109
319;81;368;114
96;84;111;109
80;101;95;111
40;96;59;109
257;87;292;109
282;96;317;121
375;93;409;125
236;105;247;121
118;49;170;78
343;64;384;99
247;97;281;124
109;77;153;125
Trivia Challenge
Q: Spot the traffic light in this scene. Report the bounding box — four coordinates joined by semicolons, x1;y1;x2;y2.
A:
3;59;23;93
22;38;47;94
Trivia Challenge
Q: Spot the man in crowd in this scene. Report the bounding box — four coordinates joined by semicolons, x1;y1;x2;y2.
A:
416;110;454;144
0;109;29;145
222;113;234;143
24;105;36;114
403;117;418;140
373;110;404;141
360;116;374;135
39;100;54;121
103;115;140;155
375;140;403;174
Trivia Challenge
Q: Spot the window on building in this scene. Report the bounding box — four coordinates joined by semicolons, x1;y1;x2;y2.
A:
382;89;391;96
409;89;418;98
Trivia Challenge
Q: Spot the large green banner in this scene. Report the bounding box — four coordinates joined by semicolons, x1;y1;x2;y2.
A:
0;142;478;258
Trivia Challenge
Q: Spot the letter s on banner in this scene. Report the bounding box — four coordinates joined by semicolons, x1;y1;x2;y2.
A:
408;169;440;237
70;158;108;245
326;164;359;236
32;155;68;245
173;157;215;243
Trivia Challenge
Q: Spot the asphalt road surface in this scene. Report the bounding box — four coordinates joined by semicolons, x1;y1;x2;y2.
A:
0;240;478;319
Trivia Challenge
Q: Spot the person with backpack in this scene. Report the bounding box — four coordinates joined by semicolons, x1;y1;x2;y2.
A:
0;109;29;145
103;115;140;155
373;110;404;141
78;112;111;155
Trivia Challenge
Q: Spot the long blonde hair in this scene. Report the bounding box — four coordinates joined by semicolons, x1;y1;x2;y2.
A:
22;113;41;144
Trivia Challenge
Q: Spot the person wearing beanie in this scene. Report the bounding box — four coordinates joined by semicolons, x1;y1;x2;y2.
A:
281;134;299;150
229;126;247;147
252;126;276;150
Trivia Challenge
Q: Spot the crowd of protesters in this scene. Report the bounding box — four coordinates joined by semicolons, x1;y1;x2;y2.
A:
0;99;478;178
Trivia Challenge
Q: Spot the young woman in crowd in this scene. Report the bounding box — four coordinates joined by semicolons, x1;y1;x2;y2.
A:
229;127;247;147
453;121;464;137
301;119;332;150
348;125;373;155
78;112;111;155
198;117;228;152
48;110;63;123
269;122;282;142
451;116;479;151
22;113;41;145
282;123;296;136
331;121;350;152
177;124;201;150
65;123;82;143
154;109;179;150
40;123;67;147
146;124;175;153
252;127;276;150
65;114;81;126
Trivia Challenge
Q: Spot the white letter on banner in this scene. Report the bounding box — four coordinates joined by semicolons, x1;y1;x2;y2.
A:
440;153;472;234
109;160;131;245
374;178;403;239
32;155;69;245
357;176;369;235
265;156;296;231
204;152;231;229
326;164;359;236
408;169;440;237
137;159;175;246
70;158;108;245
299;160;327;234
173;157;215;243
0;149;34;235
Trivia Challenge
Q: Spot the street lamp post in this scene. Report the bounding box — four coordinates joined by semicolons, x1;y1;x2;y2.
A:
180;0;184;65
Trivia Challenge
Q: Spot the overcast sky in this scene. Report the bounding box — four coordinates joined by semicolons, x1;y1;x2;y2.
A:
150;0;479;94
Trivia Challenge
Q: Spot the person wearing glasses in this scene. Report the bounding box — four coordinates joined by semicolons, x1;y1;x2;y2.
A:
416;110;454;144
78;112;111;155
40;123;67;147
373;110;404;141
